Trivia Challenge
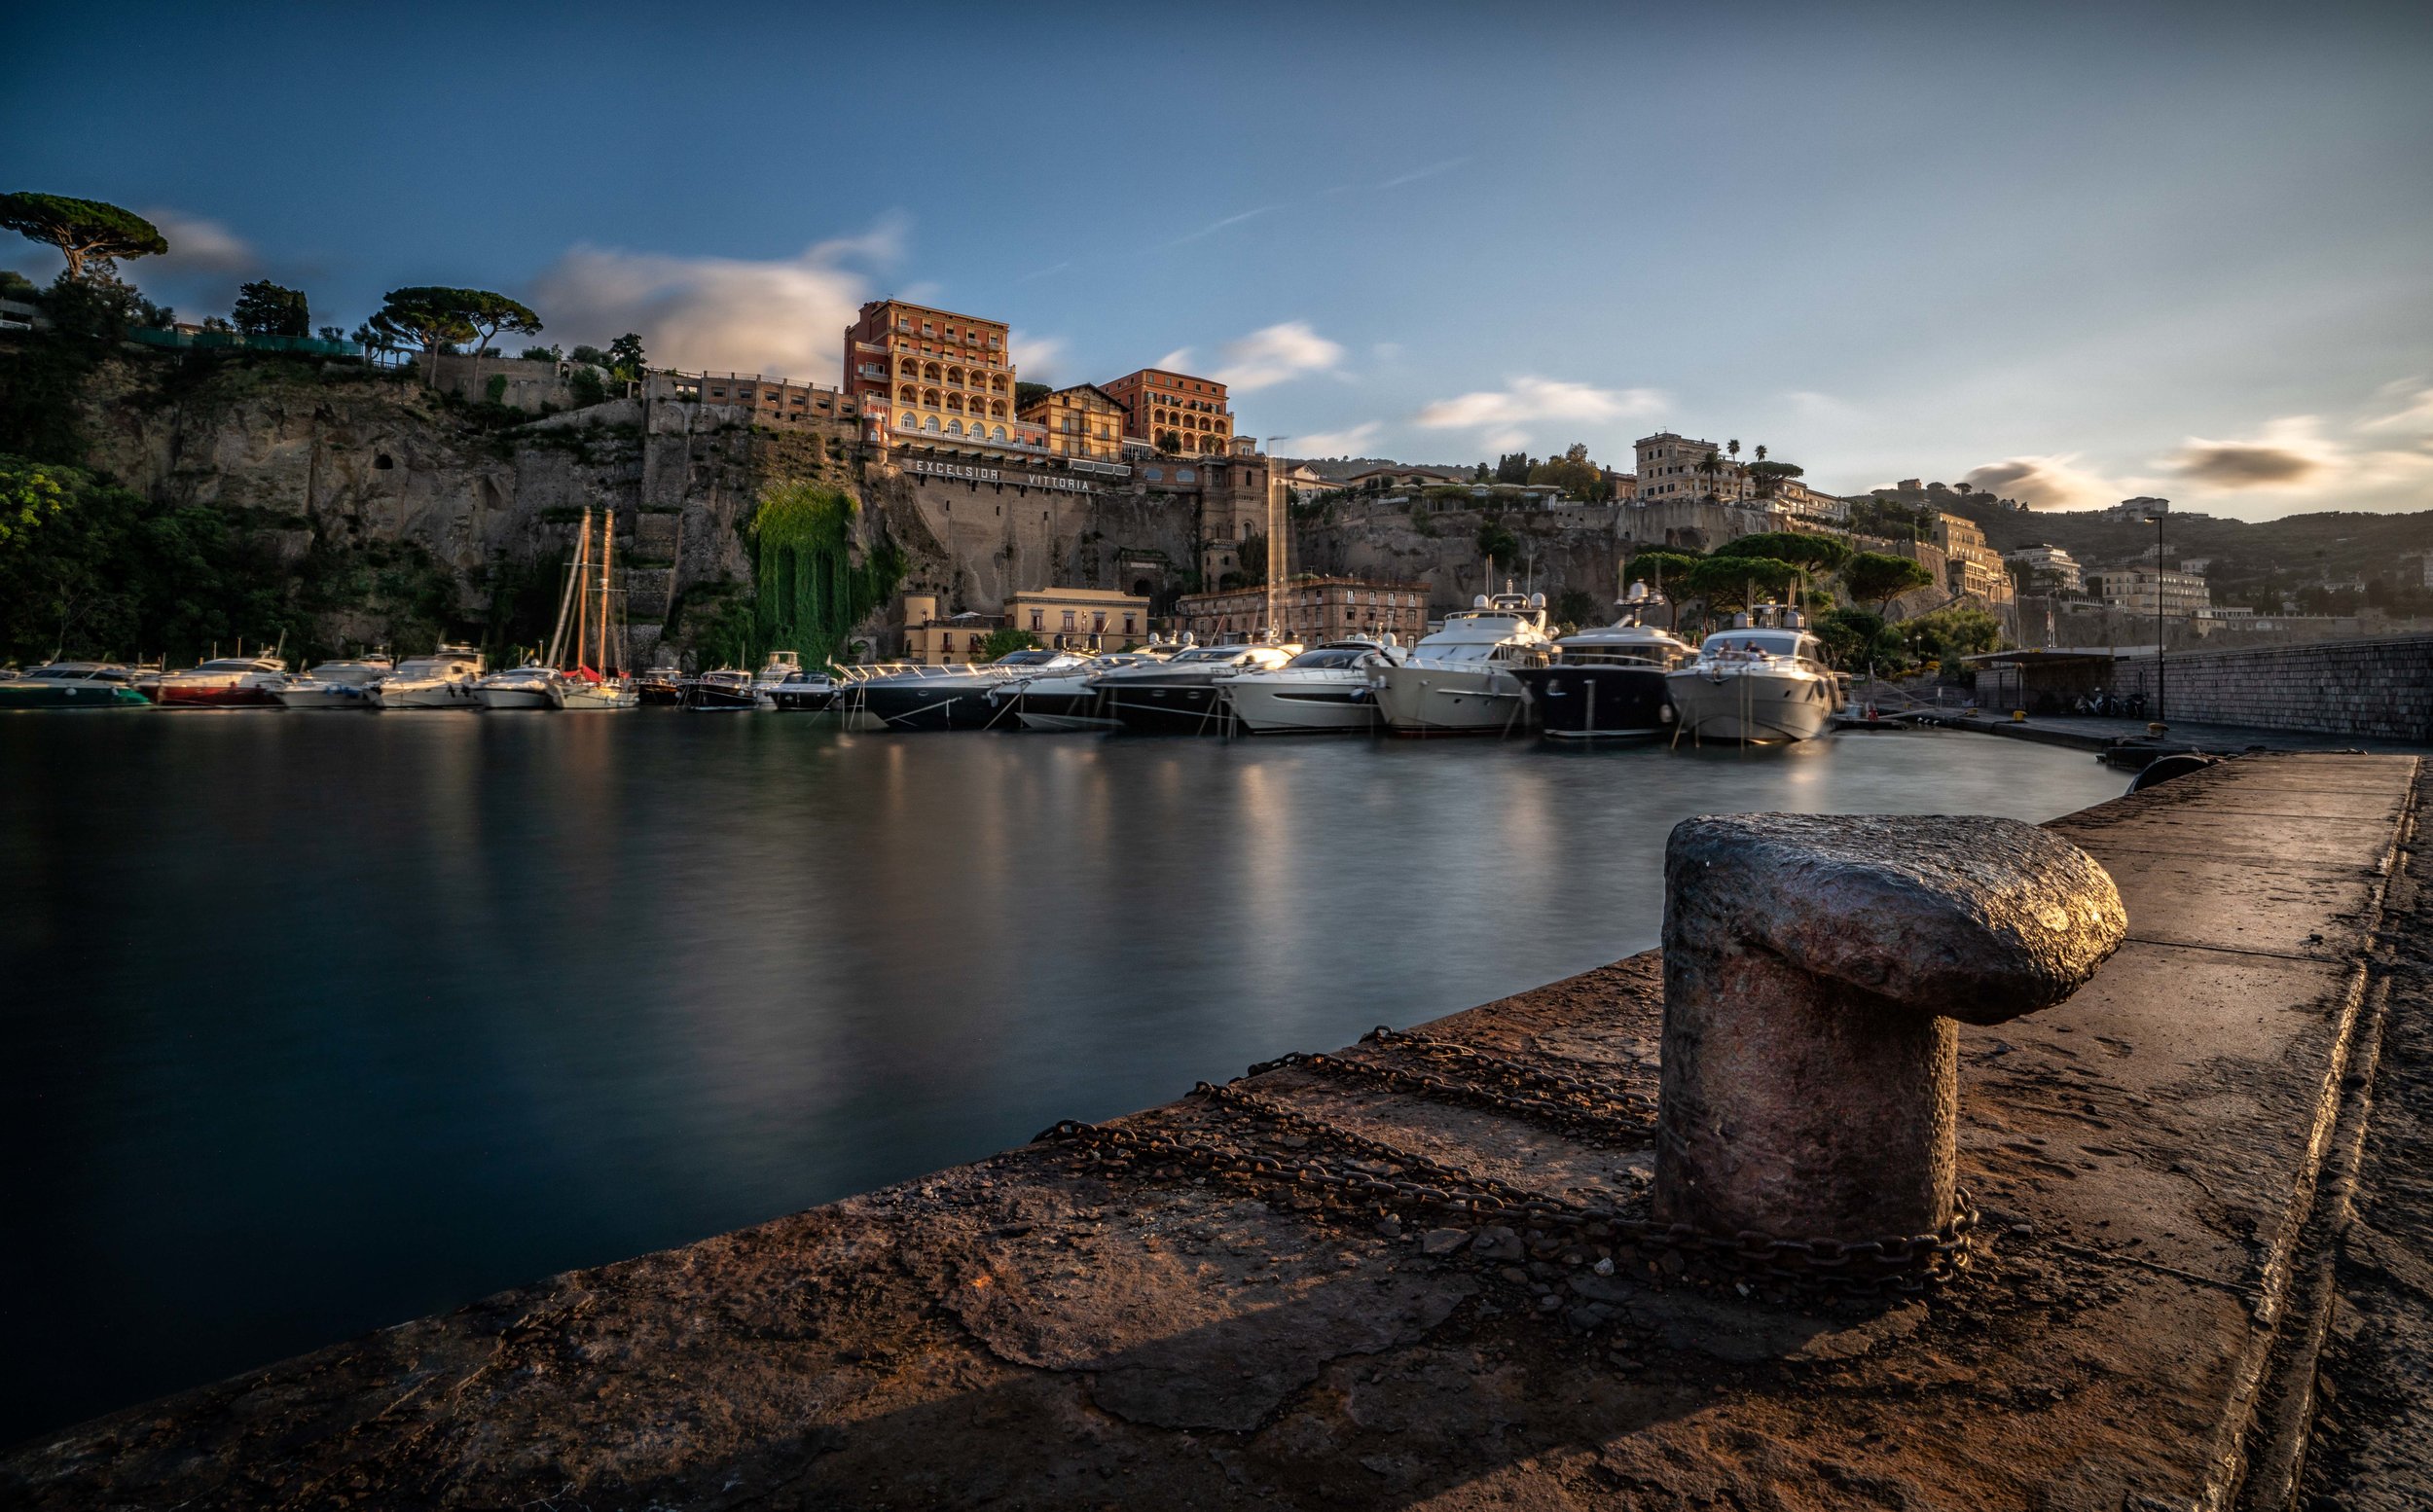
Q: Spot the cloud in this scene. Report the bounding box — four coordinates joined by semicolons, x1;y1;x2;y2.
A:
1960;454;2124;511
1009;329;1069;385
2360;382;2433;434
1017;260;1071;283
2166;442;2320;487
1415;377;1664;451
143;208;255;274
527;218;902;381
1283;422;1382;457
1213;321;1343;391
1164;205;1279;248
1377;155;1473;191
1153;346;1193;372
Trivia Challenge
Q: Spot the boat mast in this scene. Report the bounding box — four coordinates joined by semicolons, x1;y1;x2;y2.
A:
572;509;595;671
598;509;616;677
546;509;588;669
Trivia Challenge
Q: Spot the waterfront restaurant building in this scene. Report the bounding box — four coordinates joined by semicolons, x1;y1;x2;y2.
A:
1098;368;1236;455
1177;577;1429;646
843;300;1022;447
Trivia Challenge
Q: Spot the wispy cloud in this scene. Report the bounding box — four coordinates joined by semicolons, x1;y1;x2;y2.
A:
2360;380;2433;434
1416;377;1664;451
1286;421;1383;456
1010;330;1070;384
1212;321;1344;391
2164;415;2330;488
1377;155;1473;191
1017;260;1071;284
528;214;904;381
143;208;255;275
1164;205;1280;248
1153;346;1194;372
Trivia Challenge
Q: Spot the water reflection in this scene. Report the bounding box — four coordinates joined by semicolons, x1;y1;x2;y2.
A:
0;715;2121;1440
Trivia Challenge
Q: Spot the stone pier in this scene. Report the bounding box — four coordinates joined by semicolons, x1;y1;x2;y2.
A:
2;753;2418;1510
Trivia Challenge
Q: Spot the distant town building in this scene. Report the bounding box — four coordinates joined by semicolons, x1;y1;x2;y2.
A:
2094;496;2171;523
1768;477;1849;525
1008;588;1149;650
2087;564;2210;618
1177;577;1428;646
2004;544;2085;594
1634;433;1752;503
1342;464;1470;490
1277;462;1332;500
1016;383;1130;464
843;300;1020;448
1098;368;1236;455
1602;469;1639;502
1933;513;2015;604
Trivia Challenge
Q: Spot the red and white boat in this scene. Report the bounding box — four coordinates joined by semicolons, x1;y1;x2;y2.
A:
156;655;290;707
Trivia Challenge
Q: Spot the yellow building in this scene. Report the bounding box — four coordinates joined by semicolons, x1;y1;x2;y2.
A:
1016;384;1129;464
1932;513;2015;604
1006;588;1149;650
896;594;1000;665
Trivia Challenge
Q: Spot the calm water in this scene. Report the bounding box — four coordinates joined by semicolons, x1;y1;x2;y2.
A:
0;712;2121;1441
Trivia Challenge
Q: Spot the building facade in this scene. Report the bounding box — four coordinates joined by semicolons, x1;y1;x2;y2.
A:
1016;384;1131;464
2005;544;2086;594
896;594;1001;666
2088;565;2211;618
1933;513;2015;603
671;372;863;429
1098;368;1236;454
1006;588;1149;650
1633;433;1753;504
1176;577;1429;646
843;300;1020;448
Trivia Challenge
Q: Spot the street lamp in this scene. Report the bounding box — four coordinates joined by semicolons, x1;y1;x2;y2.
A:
2144;499;2168;725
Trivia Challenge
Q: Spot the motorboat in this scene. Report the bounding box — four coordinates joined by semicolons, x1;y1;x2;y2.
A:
770;668;840;712
1089;642;1295;735
157;654;289;707
370;646;487;709
635;668;688;705
985;647;1174;733
274;656;394;710
1367;589;1553;736
1217;637;1403;735
752;651;804;706
853;649;1098;731
474;663;564;710
1512;586;1697;739
1663;604;1837;744
0;661;151;709
683;668;760;710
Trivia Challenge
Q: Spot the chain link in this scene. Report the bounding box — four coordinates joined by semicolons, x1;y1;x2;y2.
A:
1035;1055;1977;1300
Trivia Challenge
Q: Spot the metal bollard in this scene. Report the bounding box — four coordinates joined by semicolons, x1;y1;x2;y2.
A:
1653;813;2124;1242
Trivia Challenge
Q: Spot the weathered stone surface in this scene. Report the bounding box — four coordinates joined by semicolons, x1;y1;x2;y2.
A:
1656;813;2125;1241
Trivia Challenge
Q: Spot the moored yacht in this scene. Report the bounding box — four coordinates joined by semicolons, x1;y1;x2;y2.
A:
1089;642;1294;734
474;663;564;710
1217;637;1402;735
635;668;689;705
0;662;152;709
1367;590;1553;736
1663;605;1837;744
157;654;289;707
274;655;394;709
770;668;840;712
752;651;804;707
853;649;1097;731
984;640;1182;732
683;668;760;710
1512;586;1697;739
370;646;487;709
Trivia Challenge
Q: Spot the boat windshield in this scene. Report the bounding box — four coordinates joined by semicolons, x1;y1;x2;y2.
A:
990;650;1064;666
1283;648;1367;669
1166;647;1245;664
1700;630;1815;660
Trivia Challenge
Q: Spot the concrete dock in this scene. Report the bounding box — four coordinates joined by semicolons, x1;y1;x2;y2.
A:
2;752;2420;1510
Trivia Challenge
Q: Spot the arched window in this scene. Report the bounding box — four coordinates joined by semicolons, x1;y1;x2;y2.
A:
992;425;1006;441
991;400;1006;417
924;388;941;407
898;358;919;377
946;394;963;412
946;419;964;436
900;412;916;429
897;384;917;402
946;367;964;386
924;362;941;380
925;414;940;431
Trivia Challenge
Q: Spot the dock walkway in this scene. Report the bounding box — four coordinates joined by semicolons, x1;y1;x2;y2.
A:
4;753;2421;1509
1854;708;2430;759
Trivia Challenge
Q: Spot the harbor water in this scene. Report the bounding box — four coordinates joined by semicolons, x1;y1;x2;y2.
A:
0;714;2122;1441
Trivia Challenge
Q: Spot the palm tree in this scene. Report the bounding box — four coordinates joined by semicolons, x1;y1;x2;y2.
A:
1726;439;1741;462
1695;450;1722;500
1755;445;1768;463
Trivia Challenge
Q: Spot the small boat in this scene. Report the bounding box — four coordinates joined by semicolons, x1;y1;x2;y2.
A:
370;646;488;709
1217;637;1403;735
771;669;840;712
474;663;565;709
1512;585;1697;739
1368;589;1553;736
157;654;289;707
558;666;638;710
752;651;804;707
683;668;760;710
1663;604;1837;744
636;668;688;705
275;656;395;710
1088;642;1295;735
0;662;152;710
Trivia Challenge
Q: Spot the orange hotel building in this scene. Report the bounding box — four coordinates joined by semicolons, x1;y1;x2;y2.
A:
843;300;1025;446
1099;369;1236;455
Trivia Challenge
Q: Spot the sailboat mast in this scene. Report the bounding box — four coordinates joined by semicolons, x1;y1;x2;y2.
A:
599;509;616;676
546;509;588;667
572;509;594;671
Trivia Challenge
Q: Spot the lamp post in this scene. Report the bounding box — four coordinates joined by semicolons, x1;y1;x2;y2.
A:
2144;499;2168;724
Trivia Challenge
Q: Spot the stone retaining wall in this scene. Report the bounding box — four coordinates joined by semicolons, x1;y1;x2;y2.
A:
2106;634;2433;741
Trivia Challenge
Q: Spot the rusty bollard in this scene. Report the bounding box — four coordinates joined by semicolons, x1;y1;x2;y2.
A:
1654;813;2125;1242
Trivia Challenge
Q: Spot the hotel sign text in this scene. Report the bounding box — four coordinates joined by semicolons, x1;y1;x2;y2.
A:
903;457;1096;493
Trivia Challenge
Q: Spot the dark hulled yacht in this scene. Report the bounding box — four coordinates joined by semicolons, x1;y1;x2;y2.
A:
1087;642;1293;735
1512;586;1698;739
852;649;1097;731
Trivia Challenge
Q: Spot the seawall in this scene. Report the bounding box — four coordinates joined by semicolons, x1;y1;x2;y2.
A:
2;752;2418;1509
2099;635;2433;744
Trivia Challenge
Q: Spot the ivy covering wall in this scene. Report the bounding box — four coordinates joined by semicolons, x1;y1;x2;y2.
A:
729;480;904;669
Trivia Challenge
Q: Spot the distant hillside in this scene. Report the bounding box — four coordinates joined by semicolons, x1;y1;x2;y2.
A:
1289;455;1476;482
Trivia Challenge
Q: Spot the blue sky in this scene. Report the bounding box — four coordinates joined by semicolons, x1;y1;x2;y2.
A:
7;0;2431;519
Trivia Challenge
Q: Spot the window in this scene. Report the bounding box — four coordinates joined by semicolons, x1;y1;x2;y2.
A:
1029;611;1043;630
1062;611;1076;630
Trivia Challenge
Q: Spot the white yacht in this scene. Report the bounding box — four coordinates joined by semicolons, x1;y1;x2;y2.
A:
370;646;487;709
1367;590;1553;736
474;663;564;710
274;656;394;709
751;651;804;707
986;640;1181;732
1663;606;1838;743
1217;637;1402;735
558;669;639;710
1512;586;1697;739
1088;642;1295;734
853;649;1100;731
